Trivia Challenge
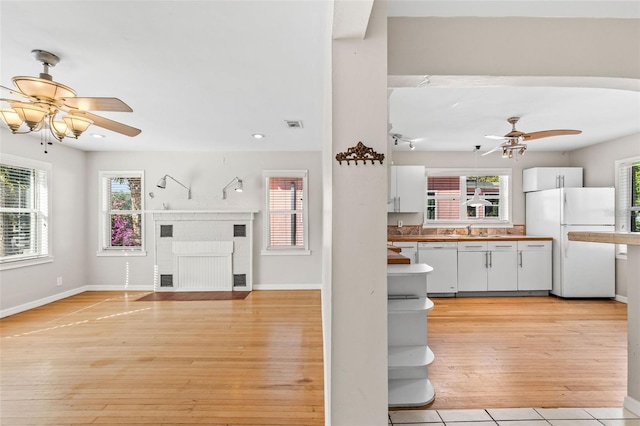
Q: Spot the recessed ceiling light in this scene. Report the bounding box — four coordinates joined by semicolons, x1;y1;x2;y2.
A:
252;133;265;139
91;133;106;139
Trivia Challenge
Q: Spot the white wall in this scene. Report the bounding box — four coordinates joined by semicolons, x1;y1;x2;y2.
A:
84;151;323;290
0;129;87;314
388;150;572;226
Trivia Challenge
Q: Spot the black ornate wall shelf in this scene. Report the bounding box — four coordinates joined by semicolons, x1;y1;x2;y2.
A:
335;141;385;165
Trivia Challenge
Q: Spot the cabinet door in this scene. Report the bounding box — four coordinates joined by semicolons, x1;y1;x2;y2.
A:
457;251;488;291
396;166;425;213
388;166;398;212
488;250;518;291
518;249;552;291
559;167;583;188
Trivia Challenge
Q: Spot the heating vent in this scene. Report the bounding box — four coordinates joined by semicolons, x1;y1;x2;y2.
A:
160;274;174;287
284;120;303;128
233;224;246;237
233;274;247;287
160;225;173;238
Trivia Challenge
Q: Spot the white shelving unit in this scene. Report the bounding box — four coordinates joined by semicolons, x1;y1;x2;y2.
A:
387;263;435;407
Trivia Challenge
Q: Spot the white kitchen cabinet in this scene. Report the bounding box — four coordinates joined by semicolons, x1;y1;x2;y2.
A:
458;241;518;292
457;242;488;292
388;166;426;213
522;167;583;192
387;263;435;407
390;241;418;264
418;242;458;294
518;240;552;291
487;242;518;291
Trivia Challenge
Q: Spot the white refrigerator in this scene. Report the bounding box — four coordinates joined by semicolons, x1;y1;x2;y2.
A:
525;187;615;298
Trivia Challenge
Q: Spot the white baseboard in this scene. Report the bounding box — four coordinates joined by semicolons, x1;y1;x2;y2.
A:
253;283;322;290
87;285;154;292
0;286;87;319
615;295;628;304
624;396;640;416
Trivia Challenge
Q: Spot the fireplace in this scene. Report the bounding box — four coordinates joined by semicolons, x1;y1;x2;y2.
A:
153;211;256;291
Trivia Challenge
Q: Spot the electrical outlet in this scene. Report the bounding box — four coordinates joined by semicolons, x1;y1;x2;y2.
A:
56;277;62;287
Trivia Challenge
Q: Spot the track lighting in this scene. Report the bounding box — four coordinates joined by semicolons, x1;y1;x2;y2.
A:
157;174;191;199
222;177;243;199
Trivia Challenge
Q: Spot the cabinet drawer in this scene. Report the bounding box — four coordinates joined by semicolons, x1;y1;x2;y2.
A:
488;241;517;251
457;242;488;251
517;241;551;250
418;242;457;249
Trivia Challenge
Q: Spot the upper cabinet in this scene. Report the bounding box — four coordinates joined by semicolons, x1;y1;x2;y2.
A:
522;167;583;192
388;165;426;213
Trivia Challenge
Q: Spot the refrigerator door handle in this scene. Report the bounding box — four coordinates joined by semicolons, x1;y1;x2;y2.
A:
564;232;569;258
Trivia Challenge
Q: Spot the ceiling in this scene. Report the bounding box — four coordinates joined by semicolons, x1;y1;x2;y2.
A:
1;1;638;154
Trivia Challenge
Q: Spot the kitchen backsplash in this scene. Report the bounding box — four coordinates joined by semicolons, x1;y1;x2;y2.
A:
388;224;526;237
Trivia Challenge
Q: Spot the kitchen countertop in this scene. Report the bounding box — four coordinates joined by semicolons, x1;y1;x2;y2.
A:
567;231;640;246
388;235;553;242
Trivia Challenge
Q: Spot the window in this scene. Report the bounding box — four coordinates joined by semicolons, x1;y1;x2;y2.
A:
99;172;145;255
262;170;309;255
615;156;640;258
424;168;511;226
0;154;51;267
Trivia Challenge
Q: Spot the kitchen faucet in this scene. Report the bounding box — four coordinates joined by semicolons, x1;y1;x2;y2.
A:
466;225;472;236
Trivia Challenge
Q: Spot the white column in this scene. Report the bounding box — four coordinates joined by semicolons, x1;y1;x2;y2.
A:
330;0;389;424
624;245;640;415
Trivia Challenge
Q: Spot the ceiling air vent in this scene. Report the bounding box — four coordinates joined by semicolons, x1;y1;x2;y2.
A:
284;120;303;128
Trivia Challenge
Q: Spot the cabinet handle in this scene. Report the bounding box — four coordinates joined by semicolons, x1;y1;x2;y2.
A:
485;251;489;268
489;251;492;268
527;244;546;248
494;245;513;248
561;175;565;187
466;245;484;248
556;175;560;188
519;251;523;267
397;196;400;212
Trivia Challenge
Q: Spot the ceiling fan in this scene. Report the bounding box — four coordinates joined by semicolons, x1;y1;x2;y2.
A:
482;116;581;158
0;49;141;151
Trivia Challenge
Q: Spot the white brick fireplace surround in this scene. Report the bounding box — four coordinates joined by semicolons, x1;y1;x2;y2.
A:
152;211;256;292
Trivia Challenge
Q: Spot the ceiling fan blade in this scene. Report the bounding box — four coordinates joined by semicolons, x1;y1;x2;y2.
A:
485;134;509;140
74;111;141;137
481;144;503;156
61;97;133;112
523;129;582;141
1;84;31;99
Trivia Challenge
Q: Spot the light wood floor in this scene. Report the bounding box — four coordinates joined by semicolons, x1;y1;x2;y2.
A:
0;291;324;426
0;292;628;424
426;296;628;410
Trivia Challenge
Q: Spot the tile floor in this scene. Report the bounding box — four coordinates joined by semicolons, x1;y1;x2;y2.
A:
388;407;640;425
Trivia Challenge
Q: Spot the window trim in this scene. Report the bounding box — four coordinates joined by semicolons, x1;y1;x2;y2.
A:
614;156;640;259
261;170;310;255
423;168;513;228
0;153;53;268
97;171;146;257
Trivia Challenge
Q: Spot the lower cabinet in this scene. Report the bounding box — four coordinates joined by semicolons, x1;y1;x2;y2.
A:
518;241;552;290
457;241;519;292
387;263;435;407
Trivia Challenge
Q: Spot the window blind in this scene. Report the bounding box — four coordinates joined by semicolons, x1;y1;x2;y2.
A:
0;160;49;262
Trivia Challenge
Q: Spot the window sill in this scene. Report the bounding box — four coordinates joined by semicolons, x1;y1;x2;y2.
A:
261;249;311;256
422;222;513;228
0;256;54;271
96;250;147;257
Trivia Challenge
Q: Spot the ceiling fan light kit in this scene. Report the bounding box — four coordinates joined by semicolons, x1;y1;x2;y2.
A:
0;49;141;152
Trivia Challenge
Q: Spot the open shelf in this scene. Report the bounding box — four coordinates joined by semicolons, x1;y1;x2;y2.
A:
389;345;434;368
388;378;435;408
388;297;434;313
